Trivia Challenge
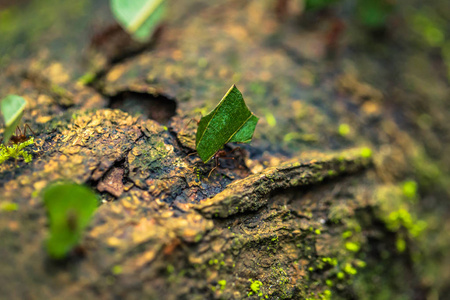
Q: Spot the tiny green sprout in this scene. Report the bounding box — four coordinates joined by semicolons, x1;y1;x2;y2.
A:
110;0;167;42
1;94;26;145
195;85;259;163
43;182;98;259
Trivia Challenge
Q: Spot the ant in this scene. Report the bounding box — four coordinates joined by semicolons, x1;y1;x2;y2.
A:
208;147;246;177
0;124;35;145
181;117;247;177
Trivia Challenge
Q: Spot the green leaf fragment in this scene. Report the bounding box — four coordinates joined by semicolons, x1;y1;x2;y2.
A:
1;95;26;145
110;0;167;42
195;85;259;163
43;183;98;259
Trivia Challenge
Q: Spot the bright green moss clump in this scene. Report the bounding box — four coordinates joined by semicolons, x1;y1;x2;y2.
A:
248;279;264;297
0;137;34;164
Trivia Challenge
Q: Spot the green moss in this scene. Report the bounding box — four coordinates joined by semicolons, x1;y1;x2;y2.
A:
411;12;445;47
342;231;353;239
396;237;406;253
345;241;360;252
0;201;18;212
322;257;338;266
376;185;427;238
360;147;372;158
265;112;277;128
194;233;203;243
306;289;332;300
0;137;34;165
355;260;366;268
77;72;96;85
112;265;123;275
248;279;263;297
338;123;350;137
218;279;227;290
344;263;357;275
402;180;418;199
166;264;174;274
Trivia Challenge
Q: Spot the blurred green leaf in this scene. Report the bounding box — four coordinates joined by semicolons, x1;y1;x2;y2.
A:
0;95;26;145
304;0;338;11
43;182;98;259
110;0;167;42
357;0;393;29
195;85;259;163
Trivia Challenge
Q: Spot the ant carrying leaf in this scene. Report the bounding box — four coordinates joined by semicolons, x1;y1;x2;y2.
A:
195;85;258;163
0;95;35;165
110;0;167;42
1;124;35;145
192;85;258;175
1;95;27;145
207;147;248;177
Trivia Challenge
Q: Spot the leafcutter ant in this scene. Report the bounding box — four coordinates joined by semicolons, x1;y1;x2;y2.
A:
0;124;35;145
208;147;247;177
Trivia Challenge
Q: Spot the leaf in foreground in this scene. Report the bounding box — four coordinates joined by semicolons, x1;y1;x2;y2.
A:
43;183;98;259
195;85;259;163
110;0;167;42
0;95;26;145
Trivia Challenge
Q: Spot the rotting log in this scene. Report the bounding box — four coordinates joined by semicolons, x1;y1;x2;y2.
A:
0;98;420;299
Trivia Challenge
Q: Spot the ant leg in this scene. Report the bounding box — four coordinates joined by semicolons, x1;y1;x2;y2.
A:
208;165;218;178
182;118;200;132
230;146;241;153
24;124;35;137
208;156;221;178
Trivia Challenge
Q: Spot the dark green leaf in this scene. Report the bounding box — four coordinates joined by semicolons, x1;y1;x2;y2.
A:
110;0;167;42
43;182;98;259
195;85;259;163
305;0;338;11
1;95;26;145
357;0;393;29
